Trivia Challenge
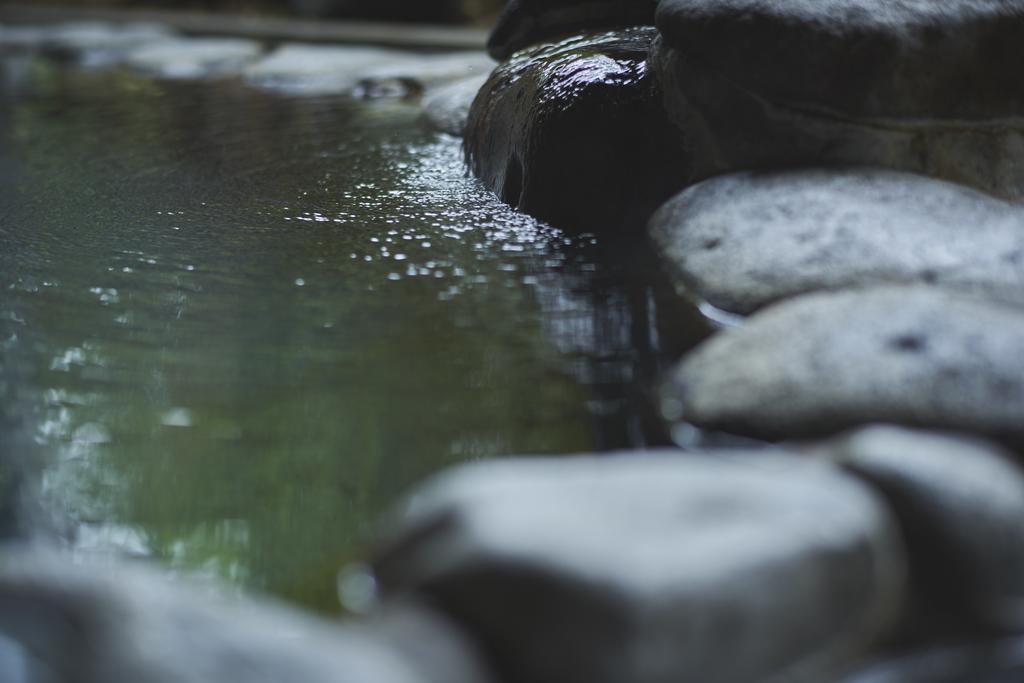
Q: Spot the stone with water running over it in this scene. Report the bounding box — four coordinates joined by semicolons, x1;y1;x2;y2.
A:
649;168;1024;315
668;285;1024;444
465;27;688;232
373;450;906;683
652;0;1024;199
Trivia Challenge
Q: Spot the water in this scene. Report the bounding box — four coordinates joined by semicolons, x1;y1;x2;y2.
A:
0;54;709;611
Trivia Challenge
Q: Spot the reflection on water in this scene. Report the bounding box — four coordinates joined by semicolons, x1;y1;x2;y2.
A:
0;55;709;611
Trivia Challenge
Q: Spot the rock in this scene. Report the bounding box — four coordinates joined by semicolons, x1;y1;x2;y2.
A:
0;548;494;683
838;637;1024;683
244;44;491;97
373;450;906;683
649;168;1024;315
123;37;265;80
668;286;1024;444
651;1;1024;199
808;426;1024;631
7;22;177;65
420;74;487;136
465;28;688;231
486;0;657;60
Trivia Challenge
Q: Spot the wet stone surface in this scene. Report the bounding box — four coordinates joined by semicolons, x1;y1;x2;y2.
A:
650;168;1024;315
373;450;905;683
668;285;1024;444
808;426;1024;632
421;74;488;136
465;27;688;231
0;548;494;683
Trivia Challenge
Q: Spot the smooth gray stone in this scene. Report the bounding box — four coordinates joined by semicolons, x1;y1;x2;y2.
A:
809;426;1024;631
669;286;1024;443
650;168;1024;315
373;451;906;683
421;74;487;136
465;28;688;231
123;37;265;80
0;549;494;683
244;44;491;96
0;22;176;63
651;2;1024;200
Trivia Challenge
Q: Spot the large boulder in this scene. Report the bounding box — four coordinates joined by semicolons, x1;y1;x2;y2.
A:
0;548;494;683
809;426;1024;631
667;286;1024;444
373;450;906;683
649;168;1024;314
652;0;1024;199
465;27;688;231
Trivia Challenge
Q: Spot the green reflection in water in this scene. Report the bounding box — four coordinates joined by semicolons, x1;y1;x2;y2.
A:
0;56;676;611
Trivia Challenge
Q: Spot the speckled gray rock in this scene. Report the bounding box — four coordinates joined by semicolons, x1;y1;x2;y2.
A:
650;169;1024;314
421;74;487;136
373;451;906;683
244;44;491;96
0;548;494;683
669;286;1024;443
123;37;265;80
652;1;1024;199
808;426;1024;630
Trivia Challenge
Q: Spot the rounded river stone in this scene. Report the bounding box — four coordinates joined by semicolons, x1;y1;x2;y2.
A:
465;27;688;231
813;425;1024;630
373;450;906;683
0;549;494;683
668;285;1024;444
650;168;1024;315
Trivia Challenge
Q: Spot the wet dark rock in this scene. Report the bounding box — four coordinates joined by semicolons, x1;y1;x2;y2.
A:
649;168;1024;315
838;637;1024;683
421;74;488;136
652;1;1024;199
808;426;1024;631
123;37;265;80
465;27;688;232
487;0;657;60
668;286;1024;444
0;548;494;683
373;450;905;683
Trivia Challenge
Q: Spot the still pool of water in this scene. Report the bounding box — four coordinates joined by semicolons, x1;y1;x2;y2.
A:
0;54;709;611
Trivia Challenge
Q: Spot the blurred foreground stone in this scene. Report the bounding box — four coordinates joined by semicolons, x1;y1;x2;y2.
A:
650;168;1024;315
421;74;487;136
0;548;493;683
373;450;905;683
669;286;1024;444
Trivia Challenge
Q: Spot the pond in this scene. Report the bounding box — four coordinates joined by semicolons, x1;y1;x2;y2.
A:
0;50;709;611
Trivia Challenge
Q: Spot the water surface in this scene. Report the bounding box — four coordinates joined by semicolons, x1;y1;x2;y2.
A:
0;54;706;610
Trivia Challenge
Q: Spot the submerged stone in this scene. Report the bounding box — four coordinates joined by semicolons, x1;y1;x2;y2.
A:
486;0;657;60
244;44;491;97
810;426;1024;631
668;286;1024;444
0;548;494;683
421;74;488;136
123;37;265;80
465;27;688;231
373;451;905;683
652;1;1024;199
650;168;1024;315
